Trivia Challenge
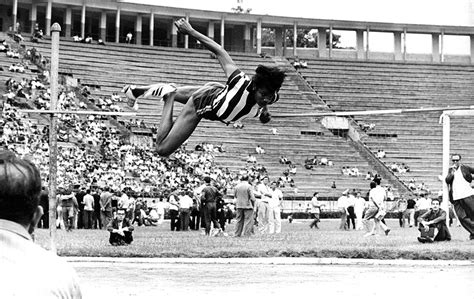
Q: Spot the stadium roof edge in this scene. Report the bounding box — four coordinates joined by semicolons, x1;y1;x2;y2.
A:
31;0;474;35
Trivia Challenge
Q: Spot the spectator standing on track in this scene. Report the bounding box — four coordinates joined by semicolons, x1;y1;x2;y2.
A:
255;176;272;234
445;154;474;240
354;191;366;230
178;190;193;231
346;190;356;229
268;181;283;234
309;192;323;229
82;189;94;229
92;188;102;229
60;188;77;231
337;190;349;230
364;178;391;237
405;196;416;227
234;175;256;237
415;193;431;226
168;191;180;231
100;187;113;230
201;176;222;236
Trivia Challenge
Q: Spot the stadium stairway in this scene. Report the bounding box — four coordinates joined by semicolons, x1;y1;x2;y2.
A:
297;58;474;193
18;37;407;198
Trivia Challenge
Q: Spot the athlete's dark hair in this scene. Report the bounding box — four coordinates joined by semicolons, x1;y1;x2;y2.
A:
253;65;286;94
259;109;271;124
0;150;42;225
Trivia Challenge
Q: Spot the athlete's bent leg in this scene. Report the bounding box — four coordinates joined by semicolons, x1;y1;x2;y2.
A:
155;95;201;156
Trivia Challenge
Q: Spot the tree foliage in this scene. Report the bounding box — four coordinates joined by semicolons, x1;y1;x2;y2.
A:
262;29;341;48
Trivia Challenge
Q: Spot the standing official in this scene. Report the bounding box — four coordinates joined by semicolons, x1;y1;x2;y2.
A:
445;154;474;240
201;177;222;236
268;181;283;234
234;175;256;237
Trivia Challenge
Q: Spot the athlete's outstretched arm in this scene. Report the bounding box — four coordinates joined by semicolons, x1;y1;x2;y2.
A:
174;18;238;78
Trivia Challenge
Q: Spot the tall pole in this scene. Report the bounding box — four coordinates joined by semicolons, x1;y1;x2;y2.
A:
441;113;450;223
293;21;297;57
48;23;61;253
12;0;18;32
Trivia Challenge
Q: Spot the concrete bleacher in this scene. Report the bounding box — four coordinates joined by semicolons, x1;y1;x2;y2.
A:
298;58;474;192
18;38;380;198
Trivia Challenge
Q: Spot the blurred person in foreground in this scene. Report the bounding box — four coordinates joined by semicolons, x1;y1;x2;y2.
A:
0;150;82;298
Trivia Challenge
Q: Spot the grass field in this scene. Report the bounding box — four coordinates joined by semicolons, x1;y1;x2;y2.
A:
35;219;474;260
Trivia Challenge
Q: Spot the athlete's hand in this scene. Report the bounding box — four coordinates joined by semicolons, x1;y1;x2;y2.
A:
174;18;194;35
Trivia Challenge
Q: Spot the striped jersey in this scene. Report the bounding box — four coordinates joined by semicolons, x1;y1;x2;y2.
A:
212;69;261;124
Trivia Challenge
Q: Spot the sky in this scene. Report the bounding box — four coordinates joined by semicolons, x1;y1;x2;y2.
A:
126;0;473;54
128;0;471;26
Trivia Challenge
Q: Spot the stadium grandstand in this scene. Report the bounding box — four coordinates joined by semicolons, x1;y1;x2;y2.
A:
1;0;474;212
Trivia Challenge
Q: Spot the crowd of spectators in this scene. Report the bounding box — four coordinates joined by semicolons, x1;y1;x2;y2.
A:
341;166;361;176
389;162;410;173
304;155;333;169
1;35;428;235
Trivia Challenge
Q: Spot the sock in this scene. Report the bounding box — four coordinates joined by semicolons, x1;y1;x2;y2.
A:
131;88;144;98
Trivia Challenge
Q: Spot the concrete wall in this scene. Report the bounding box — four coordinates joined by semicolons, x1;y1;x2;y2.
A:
280;47;471;64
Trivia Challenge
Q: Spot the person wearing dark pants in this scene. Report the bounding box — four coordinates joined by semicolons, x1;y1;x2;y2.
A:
217;197;227;231
190;199;201;230
38;187;49;228
107;208;134;246
92;189;102;229
169;209;180;231
445;154;474;240
417;197;451;243
234;175;256;237
178;190;193;231
201;176;222;236
168;192;180;231
309;192;322;229
346;191;356;229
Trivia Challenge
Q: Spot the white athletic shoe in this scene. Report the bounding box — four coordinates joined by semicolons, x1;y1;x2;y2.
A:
142;83;177;100
122;85;138;109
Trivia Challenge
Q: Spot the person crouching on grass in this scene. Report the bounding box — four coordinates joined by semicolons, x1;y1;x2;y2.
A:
417;197;451;243
107;208;134;246
122;18;285;157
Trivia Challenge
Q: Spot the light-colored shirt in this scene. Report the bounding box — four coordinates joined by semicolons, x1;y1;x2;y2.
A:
310;196;321;213
256;183;272;203
179;195;193;209
83;194;94;211
354;196;366;212
168;195;179;211
416;197;431;211
369;186;386;208
118;193;130;209
452;167;474;200
346;195;356;207
337;195;348;209
268;188;283;208
0;219;82;298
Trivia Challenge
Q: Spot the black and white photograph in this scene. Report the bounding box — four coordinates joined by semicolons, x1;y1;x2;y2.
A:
0;0;473;298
